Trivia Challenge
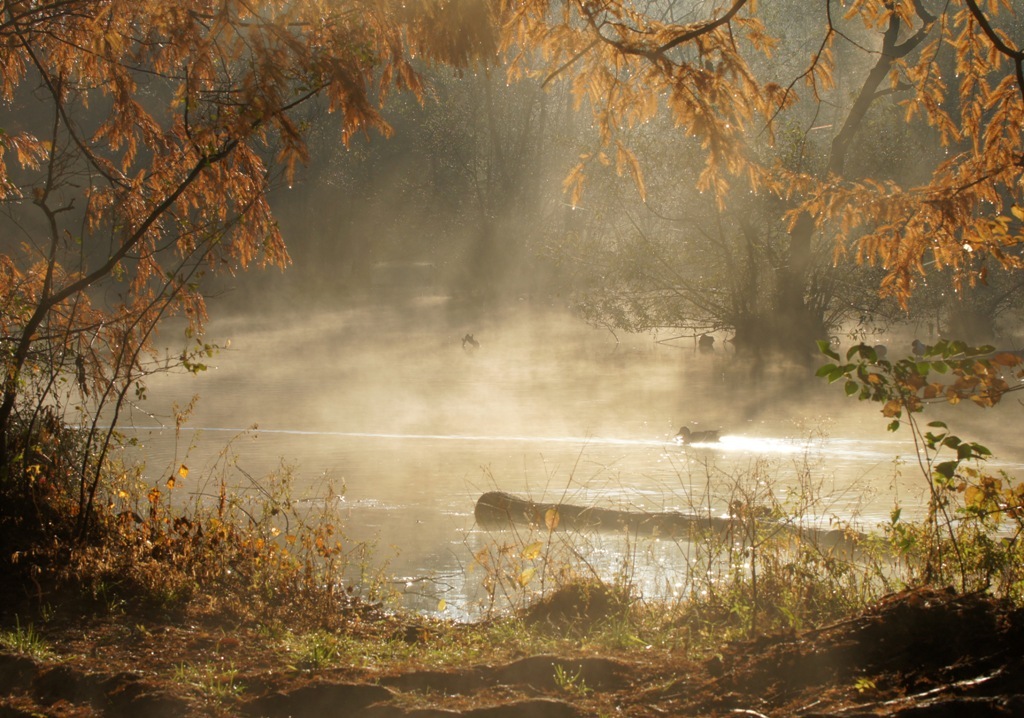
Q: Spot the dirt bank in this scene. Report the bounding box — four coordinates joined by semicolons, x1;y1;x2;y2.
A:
2;586;1022;717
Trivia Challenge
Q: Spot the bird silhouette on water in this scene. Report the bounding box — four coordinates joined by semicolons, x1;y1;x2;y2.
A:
675;426;721;444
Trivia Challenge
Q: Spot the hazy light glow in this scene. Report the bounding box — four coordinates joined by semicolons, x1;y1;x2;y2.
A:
659;433;914;465
124;426;913;465
698;434;805;453
124;306;1024;619
127;425;666;447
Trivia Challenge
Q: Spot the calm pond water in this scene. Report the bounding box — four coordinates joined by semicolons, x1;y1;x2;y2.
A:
122;298;1024;617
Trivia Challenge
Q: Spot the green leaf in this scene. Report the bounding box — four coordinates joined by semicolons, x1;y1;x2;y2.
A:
817;339;839;360
848;344;877;363
844;380;859;396
927;421;948;428
816;363;837;378
934;461;958;480
887;419;901;431
973;444;992;457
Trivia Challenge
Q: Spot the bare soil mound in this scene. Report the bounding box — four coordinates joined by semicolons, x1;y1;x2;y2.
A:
649;586;1024;717
2;586;1022;717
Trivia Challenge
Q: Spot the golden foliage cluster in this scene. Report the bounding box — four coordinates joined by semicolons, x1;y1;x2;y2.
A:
0;0;499;482
500;0;1024;306
500;0;787;207
0;0;428;287
820;2;1024;302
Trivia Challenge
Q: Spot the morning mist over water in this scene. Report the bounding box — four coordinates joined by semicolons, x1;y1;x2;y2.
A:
120;292;1024;617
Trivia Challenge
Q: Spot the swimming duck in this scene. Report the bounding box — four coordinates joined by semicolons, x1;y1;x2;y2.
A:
676;426;721;444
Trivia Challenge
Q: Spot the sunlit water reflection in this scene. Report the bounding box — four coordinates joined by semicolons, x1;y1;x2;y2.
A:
121;300;1024;618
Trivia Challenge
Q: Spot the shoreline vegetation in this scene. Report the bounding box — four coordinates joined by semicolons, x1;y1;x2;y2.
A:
3;414;1024;716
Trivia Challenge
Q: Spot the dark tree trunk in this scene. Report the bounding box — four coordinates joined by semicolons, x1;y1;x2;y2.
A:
768;7;933;354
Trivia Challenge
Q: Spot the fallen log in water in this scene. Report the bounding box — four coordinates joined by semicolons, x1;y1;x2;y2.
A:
474;491;864;552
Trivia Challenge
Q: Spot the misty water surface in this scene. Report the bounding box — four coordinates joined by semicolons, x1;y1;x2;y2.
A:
123;299;1024;616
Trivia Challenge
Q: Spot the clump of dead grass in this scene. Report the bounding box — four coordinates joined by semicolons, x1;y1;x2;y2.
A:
1;420;391;633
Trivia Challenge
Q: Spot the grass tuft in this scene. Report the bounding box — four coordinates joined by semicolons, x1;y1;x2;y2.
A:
0;617;53;660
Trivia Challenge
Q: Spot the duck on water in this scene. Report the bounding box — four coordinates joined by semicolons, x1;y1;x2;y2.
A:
675;426;721;444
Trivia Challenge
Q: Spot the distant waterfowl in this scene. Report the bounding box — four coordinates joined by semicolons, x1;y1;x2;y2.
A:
675;426;721;444
461;333;479;351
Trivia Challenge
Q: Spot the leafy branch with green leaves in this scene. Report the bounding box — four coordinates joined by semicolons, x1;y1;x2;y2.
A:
817;339;1024;591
